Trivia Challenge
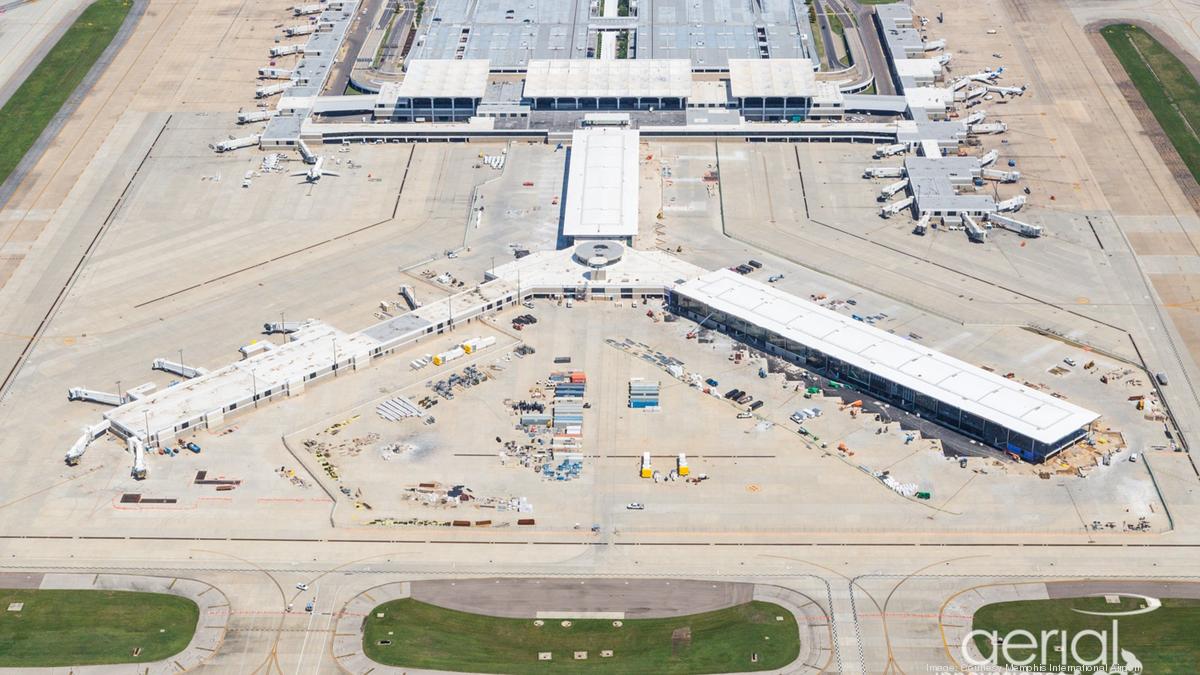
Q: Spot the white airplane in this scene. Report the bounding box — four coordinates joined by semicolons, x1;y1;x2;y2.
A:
291;156;340;183
966;66;1005;83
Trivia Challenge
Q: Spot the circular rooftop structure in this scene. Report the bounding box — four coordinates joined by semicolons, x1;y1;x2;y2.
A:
573;240;625;268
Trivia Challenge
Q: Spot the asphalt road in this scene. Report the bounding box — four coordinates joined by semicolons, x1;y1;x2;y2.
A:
410;578;754;618
815;0;847;69
1047;579;1200;599
845;0;895;95
0;0;147;212
325;0;389;95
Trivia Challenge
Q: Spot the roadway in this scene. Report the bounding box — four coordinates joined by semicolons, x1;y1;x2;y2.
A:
0;0;89;111
325;0;391;95
843;0;895;95
1;538;1198;673
814;0;848;69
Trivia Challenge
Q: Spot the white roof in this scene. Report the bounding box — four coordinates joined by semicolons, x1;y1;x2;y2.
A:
811;81;845;106
690;79;732;106
904;86;954;111
490;247;706;290
385;60;489;99
728;59;817;98
562;128;639;238
106;323;380;438
523;59;692;99
894;58;943;79
674;270;1099;444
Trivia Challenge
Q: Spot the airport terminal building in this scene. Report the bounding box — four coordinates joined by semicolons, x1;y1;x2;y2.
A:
670;270;1098;462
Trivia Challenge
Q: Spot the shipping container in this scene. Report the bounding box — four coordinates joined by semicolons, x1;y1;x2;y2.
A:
432;346;465;365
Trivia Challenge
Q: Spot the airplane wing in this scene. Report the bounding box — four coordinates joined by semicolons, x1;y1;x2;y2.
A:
289;171;308;177
323;171;341;177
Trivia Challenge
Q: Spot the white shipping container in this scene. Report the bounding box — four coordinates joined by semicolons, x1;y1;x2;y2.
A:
434;346;465;365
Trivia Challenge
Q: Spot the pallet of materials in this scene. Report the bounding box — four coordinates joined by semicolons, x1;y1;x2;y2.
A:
629;378;661;409
376;396;422;420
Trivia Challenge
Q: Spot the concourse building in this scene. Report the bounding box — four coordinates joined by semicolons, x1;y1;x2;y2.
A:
671;270;1098;462
561;128;639;244
373;60;490;122
522;59;692;111
727;59;844;121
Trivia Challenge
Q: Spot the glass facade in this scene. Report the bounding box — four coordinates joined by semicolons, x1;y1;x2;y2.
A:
379;97;480;122
670;293;1087;463
530;97;684;111
738;96;813;121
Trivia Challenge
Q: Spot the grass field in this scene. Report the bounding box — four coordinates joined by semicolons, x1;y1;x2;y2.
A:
1102;23;1200;186
364;599;800;673
0;0;131;187
972;595;1200;672
0;589;198;666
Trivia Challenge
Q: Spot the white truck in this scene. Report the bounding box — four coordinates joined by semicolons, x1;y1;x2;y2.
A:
873;143;907;159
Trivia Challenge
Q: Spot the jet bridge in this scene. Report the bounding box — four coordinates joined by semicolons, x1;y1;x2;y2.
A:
879;178;910;200
880;195;915;218
962;213;988;243
152;358;208;379
987;212;1042;237
969;122;1008;135
64;419;111;465
997;195;1027;212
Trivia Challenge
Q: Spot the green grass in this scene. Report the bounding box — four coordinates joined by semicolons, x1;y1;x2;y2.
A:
0;0;131;187
829;12;845;36
972;596;1200;672
617;31;630;59
1102;23;1200;186
0;589;199;666
364;599;800;673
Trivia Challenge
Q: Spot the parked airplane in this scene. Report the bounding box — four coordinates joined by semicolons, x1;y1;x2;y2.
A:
291;156;340;183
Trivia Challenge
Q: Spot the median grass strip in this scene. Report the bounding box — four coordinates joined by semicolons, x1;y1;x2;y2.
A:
971;595;1200;671
0;0;131;186
1102;23;1200;186
0;589;199;666
364;598;800;673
